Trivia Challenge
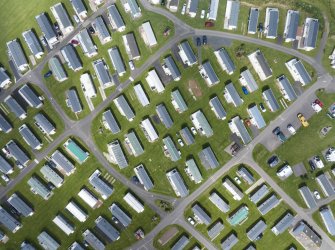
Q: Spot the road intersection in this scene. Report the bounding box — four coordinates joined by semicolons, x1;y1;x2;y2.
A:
0;1;334;249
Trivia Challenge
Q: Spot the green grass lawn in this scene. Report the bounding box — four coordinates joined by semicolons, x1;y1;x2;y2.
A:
2;137;160;249
0;84;65;185
183;164;302;250
312;200;335;240
153;224;202;250
253;91;335;207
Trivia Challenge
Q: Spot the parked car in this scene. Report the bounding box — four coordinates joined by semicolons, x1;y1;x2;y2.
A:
129;60;135;71
54;22;60;31
196;37;201;47
44;71;53;78
1;174;9;183
191;126;197;135
131;176;140;184
181;3;186;15
231;143;240;156
188;217;195;225
313;156;324;168
88;26;95;34
177;138;184;147
267;155;279;168
234;176;241;185
200;10;205;19
308;160;316;171
202;35;207;45
287;124;296;135
272;127;287;143
71;39;79;45
311;102;322;113
242;86;249;95
297;113;309;127
40;36;47;47
259;103;266;112
315;99;324;107
314;190;321;200
73;14;80;24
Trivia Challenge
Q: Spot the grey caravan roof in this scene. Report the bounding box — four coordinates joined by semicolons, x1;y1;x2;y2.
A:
163;136;181;162
233;116;252;144
126;131;144;156
240;69;258;92
95;216;120;242
225;82;243;107
134;164;154;190
198;146;219;169
185;159;202;182
207;220;224;239
167;169;189;197
237;167;255;185
294;60;312;84
286;11;299;40
171;89;188;113
217;48;235;74
114;95;135;121
102;110;120;134
77;29;96;56
0;155;13;174
248;105;266;129
156;104;173;128
255;50;272;78
19;84;42;108
258;194;280;215
127;0;141;18
180;127;194;145
192;204;211;225
229;0;240;28
49;57;67;81
93;16;111;40
189;0;199;14
69;242;84;250
7;40;27;68
0;113;12;133
320;207;335;236
109;140;128;168
6;140;29;165
71;0;86;15
109;47;126;74
109;203;132;227
35;13;57;42
108;4;125;29
124;33;140;59
67;89;82;113
299;186;317;209
51;150;74;174
249;184;269;204
210;96;226;120
221;233;238;250
202;61;219;84
61;44;82;70
40;165;63;187
37;231;59;250
89;173;114;199
248;8;259;33
271;212;294;235
171;235;189;250
93;59;113;87
19;125;41;149
22;30;43;56
267;9;279;37
180;41;197;64
278;76;297;101
8;193;33;217
52;3;72;30
20;242;36;250
305;19;319;48
209;192;230;213
164;56;181;80
0;206;21;233
263;88;280;112
34;113;55;135
83;230;105;250
316;174;335;196
247;220;267;241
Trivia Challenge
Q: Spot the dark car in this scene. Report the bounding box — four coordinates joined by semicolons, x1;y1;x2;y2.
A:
272;127;287;143
131;176;140;184
242;86;249;95
54;22;60;31
202;35;207;45
267;155;279;168
44;71;53;78
196;37;201;47
88;26;95;34
308;160;316;171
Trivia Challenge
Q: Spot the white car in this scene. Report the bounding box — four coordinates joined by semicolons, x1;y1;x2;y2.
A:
312;102;322;113
234;176;241;185
178;138;184;147
200;10;205;19
73;14;80;24
181;4;186;15
313;156;324;168
188;217;195;225
314;190;321;200
129;60;135;71
191;127;197;135
287;124;296;135
1;174;9;183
